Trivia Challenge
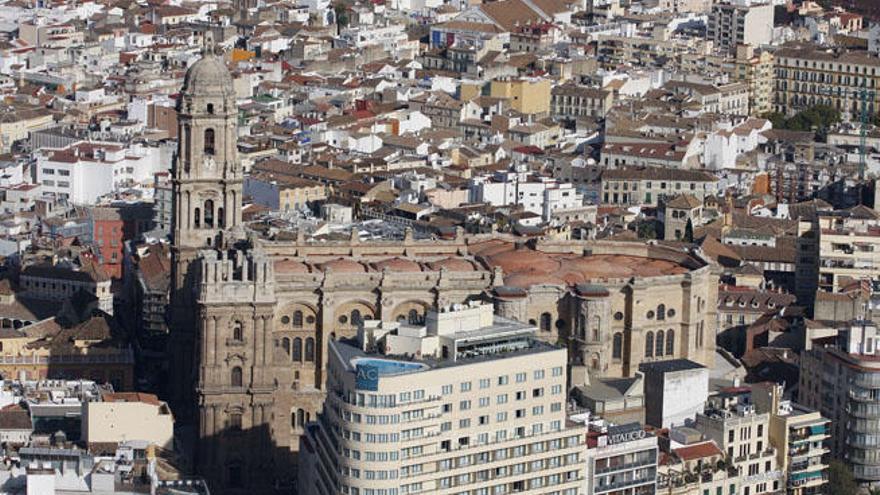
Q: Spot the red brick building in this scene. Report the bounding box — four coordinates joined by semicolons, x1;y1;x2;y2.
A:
90;205;155;279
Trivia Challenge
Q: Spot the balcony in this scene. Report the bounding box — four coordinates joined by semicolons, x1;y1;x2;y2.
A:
853;374;880;389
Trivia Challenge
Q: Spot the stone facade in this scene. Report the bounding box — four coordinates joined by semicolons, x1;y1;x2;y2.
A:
169;53;721;493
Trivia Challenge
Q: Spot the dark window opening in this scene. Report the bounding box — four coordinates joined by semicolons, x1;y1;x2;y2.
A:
204;128;215;155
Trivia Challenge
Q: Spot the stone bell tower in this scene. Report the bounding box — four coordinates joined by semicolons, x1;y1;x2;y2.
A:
168;40;243;419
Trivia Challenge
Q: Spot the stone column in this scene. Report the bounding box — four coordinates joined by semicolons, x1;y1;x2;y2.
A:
206;316;216;368
263;316;271;366
211;316;219;366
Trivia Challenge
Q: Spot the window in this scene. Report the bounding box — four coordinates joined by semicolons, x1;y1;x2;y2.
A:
293;338;302;361
351;310;362;327
305;337;315;361
293;311;303;327
204;128;215;155
656;330;664;357
204;199;214;228
232;321;243;342
207;103;214;114
612;333;622;359
657;304;666;321
229;412;242;430
645;332;654;358
540;313;552;332
408;309;421;324
666;330;675;355
231;366;243;387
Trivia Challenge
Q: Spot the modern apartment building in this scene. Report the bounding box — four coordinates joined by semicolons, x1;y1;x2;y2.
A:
799;320;880;486
708;0;774;55
752;383;830;495
695;390;784;495
299;302;587;495
795;206;880;307
582;420;658;495
774;45;880;118
732;44;775;116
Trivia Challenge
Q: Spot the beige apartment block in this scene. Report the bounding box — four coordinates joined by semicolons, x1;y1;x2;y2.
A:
83;392;174;449
299;303;587;495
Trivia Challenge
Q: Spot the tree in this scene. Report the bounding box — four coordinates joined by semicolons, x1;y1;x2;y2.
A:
334;4;349;27
827;460;859;495
763;105;841;141
683;218;694;243
637;222;656;240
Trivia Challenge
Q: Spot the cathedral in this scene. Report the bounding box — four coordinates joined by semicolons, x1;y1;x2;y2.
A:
170;51;720;493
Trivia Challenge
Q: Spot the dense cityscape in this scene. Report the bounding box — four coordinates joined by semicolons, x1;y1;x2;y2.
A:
0;0;879;493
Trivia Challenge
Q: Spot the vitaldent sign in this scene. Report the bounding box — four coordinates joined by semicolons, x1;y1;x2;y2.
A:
355;364;379;391
606;423;647;445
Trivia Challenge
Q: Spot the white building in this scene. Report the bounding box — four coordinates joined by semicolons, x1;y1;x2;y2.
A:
35;142;169;204
703;118;771;170
640;359;710;429
580;419;659;495
708;0;774;54
338;24;409;51
469;170;590;223
299;302;588;495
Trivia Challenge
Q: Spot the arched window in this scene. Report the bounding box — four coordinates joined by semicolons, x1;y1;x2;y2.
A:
282;337;290;356
305;337;315;362
540;313;552;332
666;329;675;356
656;330;665;357
204;199;214;228
408;309;420;324
612;333;622;359
231;366;242;387
296;408;305;428
657;304;666;321
292;338;302;361
591;353;600;370
207;103;214;114
204;128;215;155
645;332;654;358
293;311;303;327
194;207;201;228
232;321;243;342
351;310;362;327
229;412;242;431
217;207;224;228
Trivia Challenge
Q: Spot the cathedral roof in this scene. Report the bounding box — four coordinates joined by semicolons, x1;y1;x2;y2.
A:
182;52;234;96
371;257;423;273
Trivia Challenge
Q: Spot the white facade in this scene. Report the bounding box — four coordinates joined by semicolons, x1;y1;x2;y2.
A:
36;142;170;205
470;171;585;222
300;303;588;495
703;119;771;170
338;24;408;51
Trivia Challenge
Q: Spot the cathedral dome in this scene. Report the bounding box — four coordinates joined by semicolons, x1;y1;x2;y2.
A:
182;52;234;96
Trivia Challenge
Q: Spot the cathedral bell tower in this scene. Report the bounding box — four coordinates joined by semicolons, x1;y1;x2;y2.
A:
169;41;243;416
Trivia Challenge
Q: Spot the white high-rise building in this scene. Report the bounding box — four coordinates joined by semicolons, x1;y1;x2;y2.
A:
299;302;588;495
707;0;774;55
